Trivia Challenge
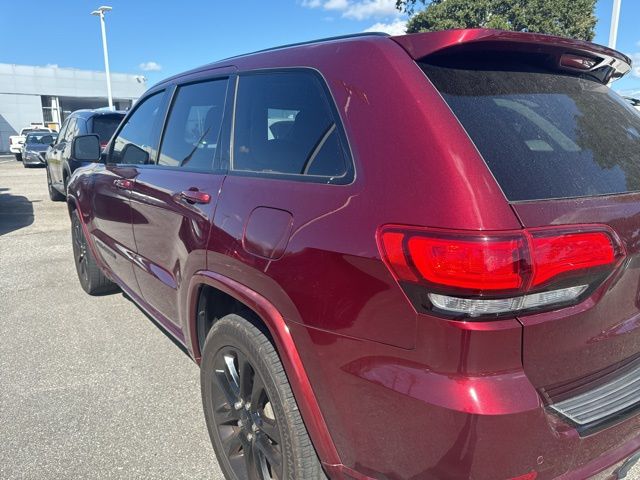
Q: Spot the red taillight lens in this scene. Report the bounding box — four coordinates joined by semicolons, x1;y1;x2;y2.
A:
380;232;418;282
407;236;525;291
529;231;616;287
378;225;624;319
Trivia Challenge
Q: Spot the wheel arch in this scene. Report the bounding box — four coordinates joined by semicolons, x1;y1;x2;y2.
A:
62;163;72;187
187;271;342;467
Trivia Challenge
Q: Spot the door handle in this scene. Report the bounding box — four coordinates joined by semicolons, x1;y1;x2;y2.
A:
179;188;211;204
114;178;134;190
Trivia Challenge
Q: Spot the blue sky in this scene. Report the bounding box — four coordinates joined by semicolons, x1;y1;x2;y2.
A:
1;0;639;93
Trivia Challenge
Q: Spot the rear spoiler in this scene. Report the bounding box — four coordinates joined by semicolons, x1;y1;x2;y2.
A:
391;29;632;84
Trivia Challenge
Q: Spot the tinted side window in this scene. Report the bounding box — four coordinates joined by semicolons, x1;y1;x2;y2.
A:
111;92;165;165
56;118;70;143
158;79;228;170
64;117;77;142
233;71;349;181
91;115;123;144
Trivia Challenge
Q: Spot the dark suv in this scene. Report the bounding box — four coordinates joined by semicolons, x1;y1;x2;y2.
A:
46;109;125;201
66;30;640;480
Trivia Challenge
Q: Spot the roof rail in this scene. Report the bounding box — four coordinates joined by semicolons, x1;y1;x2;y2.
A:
219;32;390;63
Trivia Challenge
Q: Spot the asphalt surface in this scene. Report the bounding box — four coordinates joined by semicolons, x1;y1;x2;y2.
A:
0;155;222;479
1;155;639;480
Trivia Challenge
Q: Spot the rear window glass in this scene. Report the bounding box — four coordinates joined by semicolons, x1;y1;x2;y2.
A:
26;133;56;144
91;115;124;143
422;62;640;201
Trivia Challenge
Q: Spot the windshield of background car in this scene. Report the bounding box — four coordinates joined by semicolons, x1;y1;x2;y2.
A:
421;60;640;201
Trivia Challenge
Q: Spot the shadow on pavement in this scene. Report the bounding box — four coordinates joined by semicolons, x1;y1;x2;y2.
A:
0;187;36;236
120;290;193;359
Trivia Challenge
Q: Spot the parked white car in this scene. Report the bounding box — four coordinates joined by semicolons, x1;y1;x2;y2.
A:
9;125;53;161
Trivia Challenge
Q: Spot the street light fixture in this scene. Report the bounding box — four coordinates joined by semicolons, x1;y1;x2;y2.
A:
609;0;622;49
91;6;114;110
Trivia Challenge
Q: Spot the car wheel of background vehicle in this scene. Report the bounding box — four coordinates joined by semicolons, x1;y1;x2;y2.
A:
71;210;118;295
15;153;22;162
47;167;65;201
201;313;327;480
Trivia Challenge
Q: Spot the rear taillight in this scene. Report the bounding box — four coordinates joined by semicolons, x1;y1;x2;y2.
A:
378;225;625;320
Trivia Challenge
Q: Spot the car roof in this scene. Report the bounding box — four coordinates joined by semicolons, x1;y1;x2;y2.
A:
69;109;127;119
152;32;389;88
151;28;631;90
25;131;56;137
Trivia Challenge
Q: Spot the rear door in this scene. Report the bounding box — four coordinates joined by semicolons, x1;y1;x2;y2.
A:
422;58;640;396
46;118;68;182
90;90;168;295
129;76;232;330
49;116;76;187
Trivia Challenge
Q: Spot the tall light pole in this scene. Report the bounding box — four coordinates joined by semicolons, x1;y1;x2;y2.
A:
609;0;622;49
91;6;114;110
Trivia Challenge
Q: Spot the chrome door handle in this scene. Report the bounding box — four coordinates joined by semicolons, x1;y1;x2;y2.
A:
179;189;211;204
114;179;134;190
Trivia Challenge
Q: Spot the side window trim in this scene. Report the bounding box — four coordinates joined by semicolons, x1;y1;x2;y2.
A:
107;88;170;165
64;117;77;142
228;68;354;185
153;77;231;172
56;118;70;145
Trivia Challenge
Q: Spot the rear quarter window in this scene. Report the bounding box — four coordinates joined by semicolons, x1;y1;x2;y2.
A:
232;70;352;183
422;61;640;201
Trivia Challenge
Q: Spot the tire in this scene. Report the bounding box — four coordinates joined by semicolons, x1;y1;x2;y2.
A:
22;161;29;168
47;166;65;201
201;314;326;480
15;153;22;162
62;172;69;199
71;210;118;295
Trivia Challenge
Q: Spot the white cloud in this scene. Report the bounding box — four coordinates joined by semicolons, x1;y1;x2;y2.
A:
324;0;349;10
139;61;162;72
364;19;406;35
628;53;640;78
302;0;400;20
344;0;399;20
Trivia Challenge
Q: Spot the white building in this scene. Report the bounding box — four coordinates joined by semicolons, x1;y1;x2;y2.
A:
0;63;147;152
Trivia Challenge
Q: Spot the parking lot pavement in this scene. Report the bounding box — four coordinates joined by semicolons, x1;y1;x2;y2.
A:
0;156;223;479
1;155;639;480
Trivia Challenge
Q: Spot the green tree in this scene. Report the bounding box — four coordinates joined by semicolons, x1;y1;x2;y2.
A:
398;0;597;41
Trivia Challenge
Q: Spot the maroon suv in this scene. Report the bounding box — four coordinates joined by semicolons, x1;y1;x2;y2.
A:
67;29;640;479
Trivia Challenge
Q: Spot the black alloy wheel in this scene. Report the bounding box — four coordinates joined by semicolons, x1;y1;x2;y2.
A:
47;166;64;201
72;213;90;286
201;314;326;480
70;211;117;295
212;347;283;480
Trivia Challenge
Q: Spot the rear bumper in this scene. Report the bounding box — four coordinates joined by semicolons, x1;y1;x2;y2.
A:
557;442;640;480
332;372;640;479
9;145;22;154
289;322;640;480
